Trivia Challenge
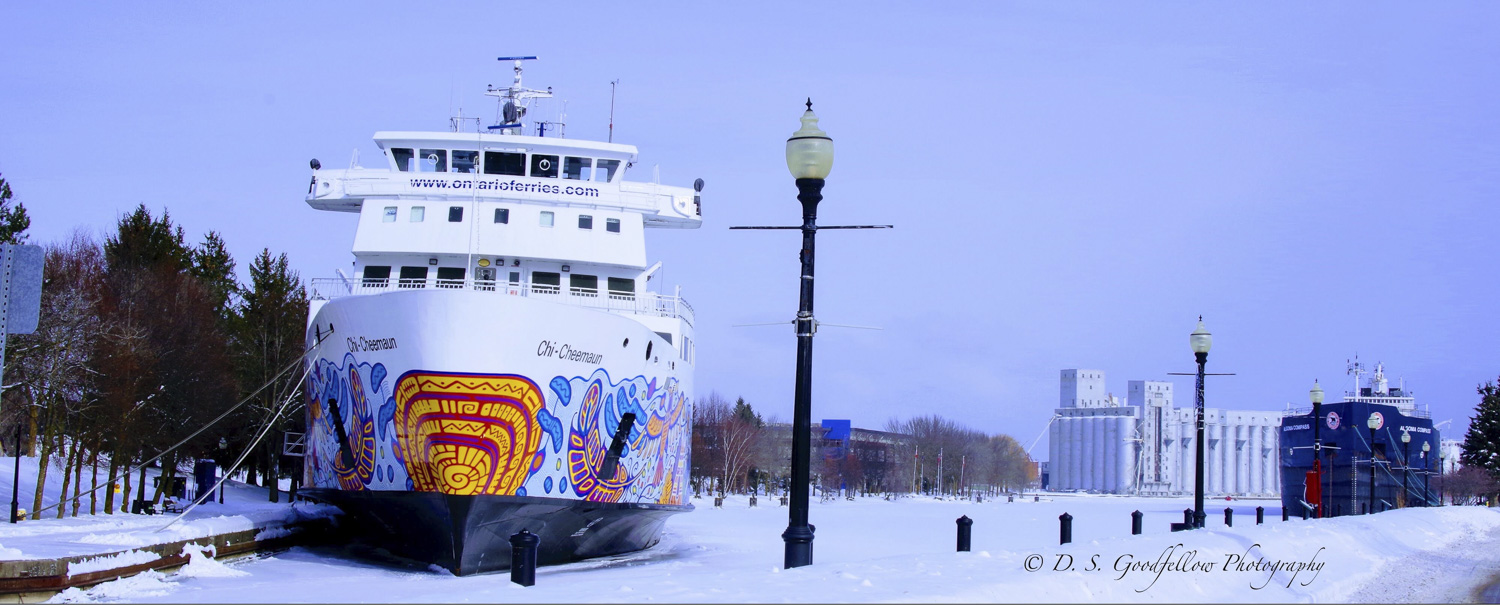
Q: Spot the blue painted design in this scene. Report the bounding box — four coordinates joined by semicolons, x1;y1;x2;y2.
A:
537;407;563;453
544;477;554;493
378;396;396;441
629;384;637;399
517;486;526;497
550;377;572;407
376;464;383;482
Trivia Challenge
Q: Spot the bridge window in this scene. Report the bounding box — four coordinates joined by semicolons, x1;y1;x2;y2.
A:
452;150;478;173
530;154;559;178
448;206;463;222
569;274;598;295
563;157;592;180
608;277;635;298
595;159;620;182
483;151;525;176
418;149;447;172
606;218;620;233
578;214;593;229
382;207;397;222
410;206;425;222
531;271;560;294
436;267;465;287
362;266;391;287
539;211;554;227
391;148;414;172
494;208;509;224
399;266;428;288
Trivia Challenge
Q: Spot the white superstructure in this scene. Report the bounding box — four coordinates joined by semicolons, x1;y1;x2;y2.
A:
1047;369;1283;497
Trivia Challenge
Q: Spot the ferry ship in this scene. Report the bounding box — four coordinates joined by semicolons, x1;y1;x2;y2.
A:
1279;360;1440;517
299;58;700;575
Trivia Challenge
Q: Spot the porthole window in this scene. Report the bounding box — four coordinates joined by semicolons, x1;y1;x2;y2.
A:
494;208;510;224
540;211;554;227
578;215;593;229
606;218;620;233
410;206;425;222
448;206;464;222
382;207;397;222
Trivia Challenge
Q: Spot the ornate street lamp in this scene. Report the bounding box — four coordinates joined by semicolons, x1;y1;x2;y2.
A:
1400;430;1411;508
1422;440;1432;507
780;100;834;569
1310;380;1325;517
1190;318;1211;528
1367;412;1381;513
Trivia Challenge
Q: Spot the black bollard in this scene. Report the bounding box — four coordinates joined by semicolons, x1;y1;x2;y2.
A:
1183;508;1193;526
1008;495;1014;503
1282;506;1289;522
1256;506;1264;525
509;529;540;587
956;515;973;552
749;496;757;508
1131;510;1143;535
1034;496;1039;502
714;496;723;508
1301;506;1308;520
1224;508;1233;527
1059;513;1073;545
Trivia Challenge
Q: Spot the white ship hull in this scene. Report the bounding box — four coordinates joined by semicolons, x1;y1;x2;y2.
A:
300;288;693;573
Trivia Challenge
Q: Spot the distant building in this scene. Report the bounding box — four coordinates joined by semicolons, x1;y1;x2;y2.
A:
761;420;912;493
1048;369;1282;497
1440;439;1463;474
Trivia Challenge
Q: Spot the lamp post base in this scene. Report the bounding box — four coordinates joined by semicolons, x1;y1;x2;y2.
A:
1193;511;1206;529
782;525;814;568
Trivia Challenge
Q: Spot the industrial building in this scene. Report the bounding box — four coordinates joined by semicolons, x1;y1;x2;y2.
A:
1046;369;1282;497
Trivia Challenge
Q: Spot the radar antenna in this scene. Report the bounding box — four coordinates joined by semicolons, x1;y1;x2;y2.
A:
486;56;553;135
1346;355;1366;396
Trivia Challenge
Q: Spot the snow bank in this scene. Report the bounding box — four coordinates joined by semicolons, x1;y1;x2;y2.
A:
174;543;247;579
65;549;161;578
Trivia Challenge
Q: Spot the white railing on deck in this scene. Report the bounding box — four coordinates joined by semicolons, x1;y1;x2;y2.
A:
310;277;694;326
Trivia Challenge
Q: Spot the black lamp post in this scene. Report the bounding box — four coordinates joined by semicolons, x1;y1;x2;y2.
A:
1422;440;1431;507
781;100;834;569
1310;380;1325;518
1367;412;1380;514
1190;318;1211;528
1400;430;1411;508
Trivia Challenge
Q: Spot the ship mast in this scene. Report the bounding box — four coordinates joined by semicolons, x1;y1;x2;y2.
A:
486;56;553;135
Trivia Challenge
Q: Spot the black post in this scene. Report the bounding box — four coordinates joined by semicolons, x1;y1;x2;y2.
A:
1402;439;1410;508
1282;506;1289;522
1194;350;1208;528
956;515;972;552
1256;506;1264;525
1368;432;1376;516
1183;508;1193;526
1312;398;1322;517
781;177;824;569
10;423;19;523
1059;513;1072;545
509;529;539;587
1224;508;1233;527
1131;510;1143;535
1424;455;1432;507
1302;506;1308;520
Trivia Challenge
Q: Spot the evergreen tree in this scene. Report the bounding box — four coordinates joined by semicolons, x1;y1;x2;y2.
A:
191;231;239;320
0;173;31;244
1460;379;1500;479
104;204;189;272
732;397;763;429
234;249;307;501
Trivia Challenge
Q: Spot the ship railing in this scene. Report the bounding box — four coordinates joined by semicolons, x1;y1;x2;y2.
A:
1284;405;1432;419
311;277;694;326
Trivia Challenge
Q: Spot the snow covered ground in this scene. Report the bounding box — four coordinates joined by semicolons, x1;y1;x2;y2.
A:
0;456;336;562
29;489;1500;604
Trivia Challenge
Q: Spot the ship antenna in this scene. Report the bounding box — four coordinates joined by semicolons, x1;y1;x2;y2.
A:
486;56;551;135
609;79;619;143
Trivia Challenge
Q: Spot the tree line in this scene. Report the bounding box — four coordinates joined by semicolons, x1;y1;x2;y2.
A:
4;175;308;518
689;391;1037;499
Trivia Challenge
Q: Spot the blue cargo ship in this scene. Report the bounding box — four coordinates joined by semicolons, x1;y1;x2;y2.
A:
1279;362;1440;516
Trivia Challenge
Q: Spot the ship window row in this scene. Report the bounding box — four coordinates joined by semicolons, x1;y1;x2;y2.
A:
382;205;618;233
363;265;638;297
389;147;620;182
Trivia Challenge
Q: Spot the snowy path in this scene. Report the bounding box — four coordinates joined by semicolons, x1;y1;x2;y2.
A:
1345;522;1500;603
33;494;1500;603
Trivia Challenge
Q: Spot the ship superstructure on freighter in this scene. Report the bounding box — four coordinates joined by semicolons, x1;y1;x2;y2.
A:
299;58;700;575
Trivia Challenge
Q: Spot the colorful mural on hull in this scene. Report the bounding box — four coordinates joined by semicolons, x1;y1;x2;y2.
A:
305;354;691;507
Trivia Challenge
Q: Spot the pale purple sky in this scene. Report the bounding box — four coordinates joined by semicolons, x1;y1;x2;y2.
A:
4;2;1497;453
